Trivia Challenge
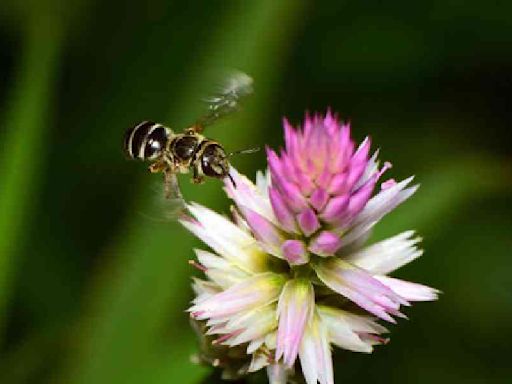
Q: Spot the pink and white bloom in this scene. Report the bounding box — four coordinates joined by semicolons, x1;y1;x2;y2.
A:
182;112;438;384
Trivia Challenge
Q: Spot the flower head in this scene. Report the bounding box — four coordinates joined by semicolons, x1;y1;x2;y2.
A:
182;111;438;384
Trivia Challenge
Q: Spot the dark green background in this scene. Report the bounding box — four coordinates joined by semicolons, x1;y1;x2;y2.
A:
0;1;511;383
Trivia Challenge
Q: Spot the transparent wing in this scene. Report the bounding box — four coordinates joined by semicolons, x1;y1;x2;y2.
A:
195;71;253;132
134;175;186;223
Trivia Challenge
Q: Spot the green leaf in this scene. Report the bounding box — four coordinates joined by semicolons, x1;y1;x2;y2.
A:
0;14;64;338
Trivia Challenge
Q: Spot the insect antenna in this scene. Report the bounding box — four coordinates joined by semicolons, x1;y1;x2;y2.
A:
228;147;260;157
225;147;260;189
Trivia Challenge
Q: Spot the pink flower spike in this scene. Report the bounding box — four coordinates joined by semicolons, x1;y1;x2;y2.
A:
281;240;309;265
276;279;315;368
182;111;437;383
309;231;342;256
297;208;321;236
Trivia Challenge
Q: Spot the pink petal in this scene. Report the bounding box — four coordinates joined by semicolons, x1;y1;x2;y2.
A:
346;175;377;218
269;187;299;233
342;177;418;247
320;195;349;223
330;123;354;172
309;188;329;211
381;178;397;190
224;167;275;224
281;240;309;265
313;259;408;322
297;208;321;236
240;206;284;258
327;172;349;195
346;137;371;187
292;164;316;196
315;168;332;190
309;231;342;256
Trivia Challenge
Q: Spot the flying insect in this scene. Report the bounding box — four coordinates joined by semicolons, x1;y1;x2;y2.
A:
123;72;257;202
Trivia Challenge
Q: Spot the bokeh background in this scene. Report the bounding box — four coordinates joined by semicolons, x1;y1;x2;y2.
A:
0;1;511;383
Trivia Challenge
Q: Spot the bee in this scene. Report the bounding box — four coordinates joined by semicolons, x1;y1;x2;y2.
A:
123;72;257;202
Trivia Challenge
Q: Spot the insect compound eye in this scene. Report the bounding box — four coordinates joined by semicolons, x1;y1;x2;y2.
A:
173;135;199;161
143;125;169;160
201;144;229;178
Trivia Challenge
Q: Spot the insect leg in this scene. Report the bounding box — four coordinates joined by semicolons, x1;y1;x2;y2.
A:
164;170;184;204
192;165;204;184
148;160;167;173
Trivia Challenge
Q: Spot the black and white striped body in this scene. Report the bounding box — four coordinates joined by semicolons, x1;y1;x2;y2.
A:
124;121;171;161
124;120;231;182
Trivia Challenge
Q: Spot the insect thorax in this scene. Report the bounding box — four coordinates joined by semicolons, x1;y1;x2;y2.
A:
167;132;205;171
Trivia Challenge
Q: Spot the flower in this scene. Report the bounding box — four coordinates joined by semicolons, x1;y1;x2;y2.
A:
182;111;438;384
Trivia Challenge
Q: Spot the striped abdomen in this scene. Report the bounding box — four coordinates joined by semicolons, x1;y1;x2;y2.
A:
124;121;171;160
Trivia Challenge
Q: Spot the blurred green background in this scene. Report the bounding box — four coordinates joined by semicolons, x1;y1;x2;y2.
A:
0;1;511;383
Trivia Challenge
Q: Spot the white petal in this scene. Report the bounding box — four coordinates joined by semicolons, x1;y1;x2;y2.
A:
376;276;440;301
353;149;380;191
256;168;272;195
191;278;220;301
247;336;265;354
299;313;334;384
223;305;277;346
347;231;423;275
181;203;269;273
338;311;388;334
195;249;250;288
318;306;387;353
195;249;230;269
276;279;315;367
190;273;284;321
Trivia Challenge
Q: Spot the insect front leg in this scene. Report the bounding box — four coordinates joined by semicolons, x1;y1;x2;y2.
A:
192;165;204;184
148;160;167;174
